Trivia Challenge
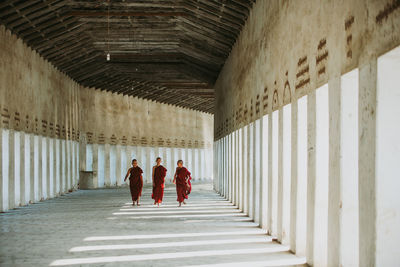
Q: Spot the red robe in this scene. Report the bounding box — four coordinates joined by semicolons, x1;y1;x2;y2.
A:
175;167;192;202
152;165;167;203
129;167;143;202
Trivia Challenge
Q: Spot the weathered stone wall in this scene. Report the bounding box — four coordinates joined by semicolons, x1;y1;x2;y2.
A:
79;87;213;149
0;25;79;140
214;0;400;138
0;24;213;148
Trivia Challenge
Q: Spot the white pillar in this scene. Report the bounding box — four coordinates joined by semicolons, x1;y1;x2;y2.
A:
296;95;308;256
145;147;152;184
271;111;279;236
104;144;111;187
13;131;20;207
8;130;15;209
24;134;30;204
19;132;25;205
66;139;71;191
55;139;61;195
260;115;269;230
290;101;298;252
243;126;249;214
0;129;3;211
43;137;49;199
340;69;359;267
61;139;67;193
238;130;243;210
314;84;329;266
29;134;35;202
267;115;273;234
327;77;342;266
98;144;105;187
116;145;122;185
277;109;284;241
282;104;292;245
71;140;75;188
37;135;43;200
247;124;253;217
358;61;377;267
92;143;98;188
306;91;316;265
235;131;239;205
375;49;400;266
254;120;261;224
49;138;55;197
110;145;116;186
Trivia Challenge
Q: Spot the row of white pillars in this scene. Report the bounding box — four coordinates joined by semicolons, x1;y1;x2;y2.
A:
0;130;79;212
85;145;212;186
213;47;400;266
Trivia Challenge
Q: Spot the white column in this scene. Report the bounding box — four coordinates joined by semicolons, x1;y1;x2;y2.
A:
98;144;105;187
243;126;248;214
306;91;316;265
187;148;192;179
277;109;284;241
145;147;152;184
238;130;243;210
327;77;342;266
37;135;43;200
49;138;55;197
248;124;254;217
19;132;25;205
254;121;261;224
29;134;35;202
296;95;308;256
104;144;111;187
24;134;30;204
61;139;66;193
376;48;400;266
49;138;54;198
340;69;359;267
110;145;116;186
230;137;233;200
13;131;20;207
271;111;279;236
75;142;79;188
290;101;298;252
92;143;98;188
235;131;239;205
116;145;122;185
282;104;292;245
314;84;329;266
71;140;75;188
8;130;15;209
0;129;3;211
260;115;269;230
55;139;61;195
358;62;377;267
44;137;50;199
201;148;206;181
66;139;71;191
267;115;273;234
121;146;127;184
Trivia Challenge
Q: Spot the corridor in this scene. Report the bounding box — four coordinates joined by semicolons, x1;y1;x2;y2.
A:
0;183;306;267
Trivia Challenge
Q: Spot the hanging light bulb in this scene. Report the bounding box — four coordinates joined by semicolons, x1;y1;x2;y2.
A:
106;0;110;61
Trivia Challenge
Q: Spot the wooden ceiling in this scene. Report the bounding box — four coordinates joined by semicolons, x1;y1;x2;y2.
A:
0;0;254;113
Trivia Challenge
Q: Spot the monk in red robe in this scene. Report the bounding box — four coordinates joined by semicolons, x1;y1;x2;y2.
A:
124;159;143;206
152;157;167;206
173;160;192;207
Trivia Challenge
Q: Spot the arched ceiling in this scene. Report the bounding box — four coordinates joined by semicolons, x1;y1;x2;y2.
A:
0;0;255;113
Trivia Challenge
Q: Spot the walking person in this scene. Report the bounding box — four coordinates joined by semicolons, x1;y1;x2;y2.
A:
152;157;167;206
173;160;192;207
124;159;143;206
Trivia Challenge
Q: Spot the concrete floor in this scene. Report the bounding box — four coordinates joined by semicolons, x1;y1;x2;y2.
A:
0;183;306;267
